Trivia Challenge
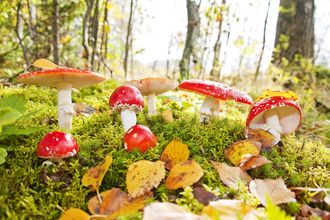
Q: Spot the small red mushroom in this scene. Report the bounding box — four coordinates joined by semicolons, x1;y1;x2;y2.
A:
37;131;79;160
246;96;302;143
109;85;145;132
123;124;158;152
178;79;253;122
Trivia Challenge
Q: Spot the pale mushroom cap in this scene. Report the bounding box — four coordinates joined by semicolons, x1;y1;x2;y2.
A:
124;77;179;96
246;97;302;135
17;68;106;88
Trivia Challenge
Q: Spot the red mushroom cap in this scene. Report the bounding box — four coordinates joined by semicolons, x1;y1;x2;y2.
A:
109;85;145;113
178;79;252;104
37;131;79;159
246;96;302;135
17;68;106;88
123;124;158;152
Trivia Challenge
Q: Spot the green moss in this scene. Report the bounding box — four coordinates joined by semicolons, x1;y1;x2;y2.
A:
1;80;330;219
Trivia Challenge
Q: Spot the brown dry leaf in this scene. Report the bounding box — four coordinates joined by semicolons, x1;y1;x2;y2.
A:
126;160;165;199
98;188;129;215
161;109;174;122
202;199;264;220
238;155;272;171
73;102;99;117
301;204;330;218
249;177;296;207
160;139;190;170
289;187;329;204
58;208;89;220
82;156;113;191
164;160;203;190
24;59;59;74
224;139;261;166
108;191;153;219
210;161;252;189
244;128;277;153
193;187;220;205
143;202;204;220
88;190;113;215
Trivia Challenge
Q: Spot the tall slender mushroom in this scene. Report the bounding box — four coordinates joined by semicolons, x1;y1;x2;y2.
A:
124;77;179;115
246;96;302;143
178;79;253;122
17;68;106;130
109;85;145;132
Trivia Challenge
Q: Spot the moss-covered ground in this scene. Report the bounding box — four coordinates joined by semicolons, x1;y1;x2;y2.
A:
1;79;330;219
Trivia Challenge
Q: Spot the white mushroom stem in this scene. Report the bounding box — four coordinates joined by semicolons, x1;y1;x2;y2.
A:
56;81;75;130
120;107;137;132
263;108;282;143
199;96;221;123
147;92;157;115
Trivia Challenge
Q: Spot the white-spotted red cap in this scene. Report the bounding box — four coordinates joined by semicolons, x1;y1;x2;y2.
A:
178;79;253;104
17;68;106;88
124;77;179;96
246;96;302;135
37;131;79;159
109;85;145;114
123;124;158;152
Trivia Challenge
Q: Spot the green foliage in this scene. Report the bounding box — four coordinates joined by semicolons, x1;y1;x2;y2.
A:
176;186;204;214
262;195;293;220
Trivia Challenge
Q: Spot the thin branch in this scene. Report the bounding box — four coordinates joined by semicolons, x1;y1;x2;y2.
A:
15;0;28;64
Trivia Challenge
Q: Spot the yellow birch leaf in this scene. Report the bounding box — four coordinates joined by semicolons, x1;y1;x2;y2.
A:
164;160;203;190
161;109;174;122
82;156;113;191
224;139;261;166
58;208;89;220
160;139;190;170
253;90;299;104
23;59;59;74
126;160;165;199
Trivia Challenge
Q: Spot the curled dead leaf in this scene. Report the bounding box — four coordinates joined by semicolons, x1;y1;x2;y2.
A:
210;161;251;189
126;160;165;199
162;109;174;122
244;127;277;153
193;187;220;205
164;160;203;190
238;155;272;171
224;139;261;166
160;139;190;170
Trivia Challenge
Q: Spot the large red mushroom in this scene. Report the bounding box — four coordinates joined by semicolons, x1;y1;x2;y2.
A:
246;96;302;143
178;79;253;122
109;85;145;132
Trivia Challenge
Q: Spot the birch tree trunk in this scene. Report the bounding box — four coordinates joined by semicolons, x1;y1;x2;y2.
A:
124;0;133;81
52;0;60;64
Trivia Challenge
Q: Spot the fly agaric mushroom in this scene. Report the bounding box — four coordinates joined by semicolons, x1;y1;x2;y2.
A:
109;85;145;132
123;124;158;152
37;131;79;160
246;96;302;143
17;68;106;130
124;77;179;115
178;79;253;122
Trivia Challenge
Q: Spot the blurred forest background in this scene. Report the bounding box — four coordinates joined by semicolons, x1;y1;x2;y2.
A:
0;0;329;145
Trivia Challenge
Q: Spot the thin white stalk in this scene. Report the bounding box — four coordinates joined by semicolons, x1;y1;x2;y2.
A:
121;107;137;132
263;108;282;143
56;81;75;130
147;93;156;115
199;96;221;123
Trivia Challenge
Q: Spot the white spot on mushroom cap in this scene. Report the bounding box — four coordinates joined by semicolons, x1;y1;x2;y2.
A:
133;133;138;138
124;142;128;150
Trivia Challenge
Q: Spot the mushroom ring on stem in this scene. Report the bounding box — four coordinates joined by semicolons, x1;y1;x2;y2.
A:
246;96;302;143
109;85;145;132
178;79;253;122
17;68;106;130
124;77;179;115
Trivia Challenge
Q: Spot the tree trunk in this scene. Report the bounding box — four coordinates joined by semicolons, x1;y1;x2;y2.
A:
83;0;96;68
179;0;200;80
210;0;226;81
15;0;28;64
52;0;60;65
124;0;133;81
91;0;100;67
273;0;315;65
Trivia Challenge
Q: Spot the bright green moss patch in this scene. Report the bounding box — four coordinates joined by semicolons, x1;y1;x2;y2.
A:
1;80;330;219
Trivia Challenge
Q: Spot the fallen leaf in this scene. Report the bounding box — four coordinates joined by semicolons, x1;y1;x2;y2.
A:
160;139;190;170
244;127;277;153
82;156;113;191
126;160;165;199
100;188;129;215
253;90;299;104
289;187;329;204
24;58;59;74
88;190;114;215
202;199;263;220
161;109;174;122
164;160;203;190
193;187;220;205
143;202;204;220
301;204;330;218
58;208;89;220
73;102;98;117
249;177;296;207
238;155;272;171
224;139;261;166
109;191;153;219
210;161;251;189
